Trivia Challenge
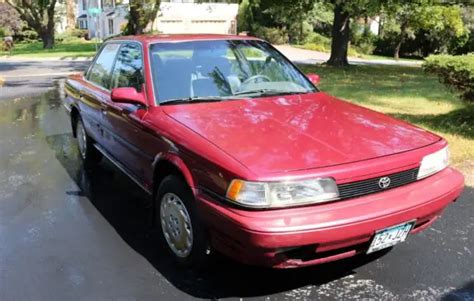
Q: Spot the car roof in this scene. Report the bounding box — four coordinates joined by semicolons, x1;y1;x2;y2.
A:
111;34;262;45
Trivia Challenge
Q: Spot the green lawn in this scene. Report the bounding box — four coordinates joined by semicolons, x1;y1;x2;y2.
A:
298;64;474;169
0;38;97;58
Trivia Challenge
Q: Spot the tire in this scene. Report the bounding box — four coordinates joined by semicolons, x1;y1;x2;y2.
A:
75;117;102;165
156;175;211;268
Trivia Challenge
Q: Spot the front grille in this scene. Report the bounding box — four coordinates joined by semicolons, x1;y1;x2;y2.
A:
338;167;419;200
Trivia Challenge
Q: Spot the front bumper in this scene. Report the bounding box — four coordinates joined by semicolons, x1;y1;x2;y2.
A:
197;167;465;268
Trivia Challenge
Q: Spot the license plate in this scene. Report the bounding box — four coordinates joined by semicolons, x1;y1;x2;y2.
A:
367;221;415;254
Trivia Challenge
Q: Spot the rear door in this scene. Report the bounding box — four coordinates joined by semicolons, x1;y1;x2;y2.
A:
79;43;121;144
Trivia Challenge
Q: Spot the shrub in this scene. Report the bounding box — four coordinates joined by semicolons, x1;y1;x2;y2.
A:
56;29;88;42
306;32;331;46
15;29;39;42
351;22;377;55
253;26;289;45
70;28;88;39
423;54;474;102
288;21;313;44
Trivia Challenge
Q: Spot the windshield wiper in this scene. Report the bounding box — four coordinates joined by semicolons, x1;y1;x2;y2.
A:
233;89;308;97
161;96;244;105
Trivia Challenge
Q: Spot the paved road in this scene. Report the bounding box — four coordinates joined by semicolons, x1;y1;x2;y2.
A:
0;59;89;100
0;61;473;300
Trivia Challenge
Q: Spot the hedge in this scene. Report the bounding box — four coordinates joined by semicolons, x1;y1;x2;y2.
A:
423;54;474;102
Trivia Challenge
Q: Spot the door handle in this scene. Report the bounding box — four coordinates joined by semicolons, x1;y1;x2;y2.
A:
101;108;108;116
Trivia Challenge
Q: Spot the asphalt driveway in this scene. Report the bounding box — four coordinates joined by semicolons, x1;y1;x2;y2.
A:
0;63;473;300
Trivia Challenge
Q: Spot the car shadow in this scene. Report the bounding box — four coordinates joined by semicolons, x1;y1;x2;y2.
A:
46;133;394;299
441;280;474;301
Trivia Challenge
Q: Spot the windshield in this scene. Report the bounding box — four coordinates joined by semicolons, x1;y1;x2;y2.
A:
149;40;317;104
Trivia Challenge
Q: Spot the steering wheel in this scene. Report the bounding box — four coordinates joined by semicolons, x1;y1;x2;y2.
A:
242;75;271;85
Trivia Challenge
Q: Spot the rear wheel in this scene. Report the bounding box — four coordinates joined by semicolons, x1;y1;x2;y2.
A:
156;175;211;268
75;117;102;164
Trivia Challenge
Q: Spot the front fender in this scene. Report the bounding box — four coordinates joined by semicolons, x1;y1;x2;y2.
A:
153;152;197;194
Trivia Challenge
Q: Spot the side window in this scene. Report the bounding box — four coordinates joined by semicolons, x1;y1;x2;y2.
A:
87;43;121;89
110;43;144;91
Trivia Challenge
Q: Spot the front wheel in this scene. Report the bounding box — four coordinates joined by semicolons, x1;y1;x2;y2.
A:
156;175;211;268
75;117;102;164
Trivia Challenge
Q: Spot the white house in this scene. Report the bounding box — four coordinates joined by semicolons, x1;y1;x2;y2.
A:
72;0;239;39
76;0;129;39
155;1;239;35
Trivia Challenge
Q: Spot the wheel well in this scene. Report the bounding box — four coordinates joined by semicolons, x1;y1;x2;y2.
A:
70;107;79;138
153;160;187;195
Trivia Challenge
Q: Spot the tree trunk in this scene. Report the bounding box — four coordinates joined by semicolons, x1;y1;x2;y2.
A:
327;3;350;67
41;31;55;49
393;22;407;60
126;0;160;35
126;1;144;35
394;38;403;60
66;0;76;30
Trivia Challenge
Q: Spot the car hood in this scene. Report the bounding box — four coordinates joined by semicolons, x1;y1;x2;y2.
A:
162;92;439;174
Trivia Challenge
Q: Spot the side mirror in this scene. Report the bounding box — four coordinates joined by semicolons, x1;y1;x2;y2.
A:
111;87;147;107
306;73;321;85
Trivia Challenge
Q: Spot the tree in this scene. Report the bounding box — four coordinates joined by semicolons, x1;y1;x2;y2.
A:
5;0;57;48
326;0;383;66
125;0;161;35
66;0;76;30
260;0;315;43
0;3;22;35
384;1;467;59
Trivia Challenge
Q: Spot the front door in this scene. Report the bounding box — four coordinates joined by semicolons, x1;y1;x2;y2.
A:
80;43;121;145
102;42;152;181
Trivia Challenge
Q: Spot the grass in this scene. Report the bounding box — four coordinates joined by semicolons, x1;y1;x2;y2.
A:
0;37;97;58
298;63;474;169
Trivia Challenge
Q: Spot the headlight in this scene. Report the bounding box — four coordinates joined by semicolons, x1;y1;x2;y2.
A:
226;178;339;208
417;146;449;180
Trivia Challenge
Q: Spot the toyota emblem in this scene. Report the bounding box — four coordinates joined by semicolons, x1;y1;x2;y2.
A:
378;177;391;189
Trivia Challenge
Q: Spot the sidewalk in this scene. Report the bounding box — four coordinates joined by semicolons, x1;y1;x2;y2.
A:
0;55;92;62
274;45;423;67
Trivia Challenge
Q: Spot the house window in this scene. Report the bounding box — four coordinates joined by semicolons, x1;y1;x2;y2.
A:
79;19;88;29
82;0;87;10
108;19;114;35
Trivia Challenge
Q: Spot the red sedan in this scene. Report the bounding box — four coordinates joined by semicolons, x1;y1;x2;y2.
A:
64;34;464;268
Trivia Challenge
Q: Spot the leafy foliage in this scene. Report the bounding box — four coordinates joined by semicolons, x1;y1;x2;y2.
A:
423;54;474;102
379;1;467;58
253;26;289;44
239;0;314;43
124;0;161;35
0;3;22;35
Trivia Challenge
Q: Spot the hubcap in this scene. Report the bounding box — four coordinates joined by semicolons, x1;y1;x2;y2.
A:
77;121;87;160
160;193;193;258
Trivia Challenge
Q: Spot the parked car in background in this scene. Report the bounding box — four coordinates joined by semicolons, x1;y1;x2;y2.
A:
64;34;464;268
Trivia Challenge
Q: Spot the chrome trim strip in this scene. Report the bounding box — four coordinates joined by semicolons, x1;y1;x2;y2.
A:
94;143;152;195
63;103;72;113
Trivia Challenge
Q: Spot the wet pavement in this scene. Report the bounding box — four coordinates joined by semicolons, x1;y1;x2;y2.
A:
0;84;473;300
0;59;89;100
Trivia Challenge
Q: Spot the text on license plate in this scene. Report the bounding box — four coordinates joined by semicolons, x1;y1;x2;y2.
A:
367;221;416;254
